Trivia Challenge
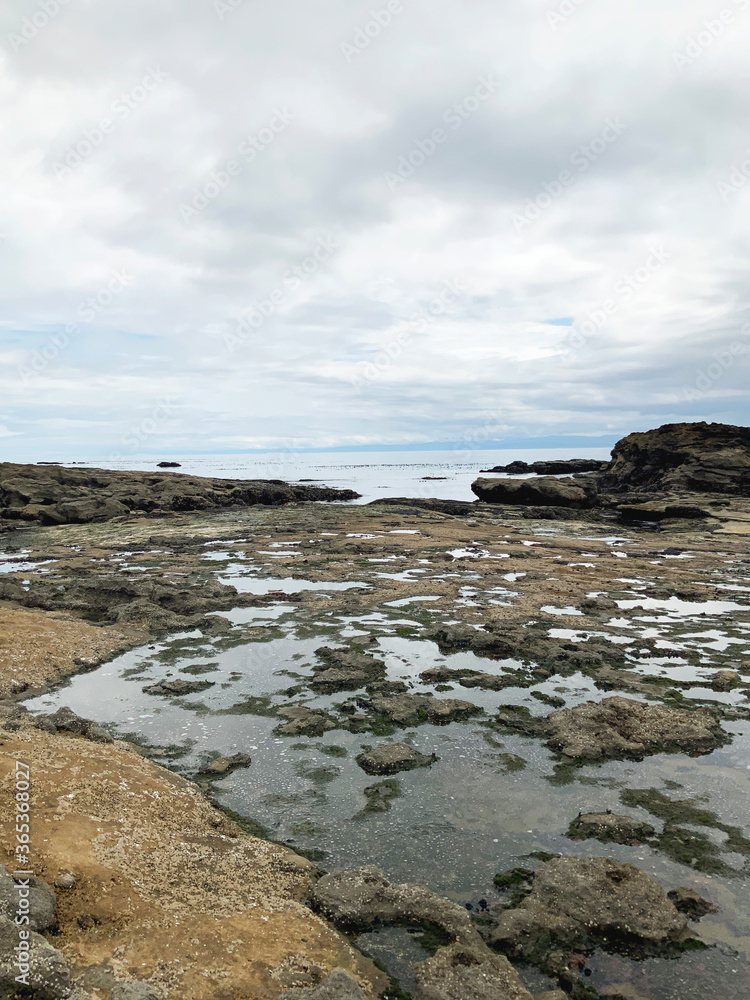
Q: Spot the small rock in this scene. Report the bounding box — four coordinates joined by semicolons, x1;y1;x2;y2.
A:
356;743;437;776
199;753;252;776
143;678;215;697
278;968;367;999
0;865;56;931
710;670;740;692
110;983;163;1000
0;915;71;1000
54;872;77;890
667;887;719;919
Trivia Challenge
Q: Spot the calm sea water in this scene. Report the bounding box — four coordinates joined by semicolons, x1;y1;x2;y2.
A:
77;448;612;504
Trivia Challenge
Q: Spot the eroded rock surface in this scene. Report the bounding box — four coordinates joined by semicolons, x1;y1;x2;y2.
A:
471;477;598;509
312;868;535;1000
0;915;72;1000
497;696;729;762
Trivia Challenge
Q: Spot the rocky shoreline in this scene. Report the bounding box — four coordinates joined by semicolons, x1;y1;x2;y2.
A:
1;422;750;999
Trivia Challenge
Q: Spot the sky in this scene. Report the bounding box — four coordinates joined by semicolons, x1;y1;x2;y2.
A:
1;0;749;461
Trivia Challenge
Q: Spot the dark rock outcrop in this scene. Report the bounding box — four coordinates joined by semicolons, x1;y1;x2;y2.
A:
33;706;114;744
0;463;360;525
480;459;607;475
0;866;56;932
599;422;750;495
471;477;598;509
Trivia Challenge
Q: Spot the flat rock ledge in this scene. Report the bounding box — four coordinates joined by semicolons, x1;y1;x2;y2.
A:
312;867;536;1000
0;462;360;526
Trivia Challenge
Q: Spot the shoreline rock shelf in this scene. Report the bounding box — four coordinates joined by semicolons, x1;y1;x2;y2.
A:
0;462;360;526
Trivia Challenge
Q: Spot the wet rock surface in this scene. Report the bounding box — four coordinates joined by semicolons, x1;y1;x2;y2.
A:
33;706;114;744
313;868;535;1000
309;647;387;693
356;743;436;776
198;752;252;776
0;462;360;525
485;857;691;973
667;887;718;920
566;811;656;846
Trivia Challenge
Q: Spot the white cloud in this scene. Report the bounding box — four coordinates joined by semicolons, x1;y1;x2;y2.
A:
0;0;748;460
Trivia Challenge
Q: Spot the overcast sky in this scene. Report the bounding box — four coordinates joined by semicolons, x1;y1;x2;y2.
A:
1;0;748;460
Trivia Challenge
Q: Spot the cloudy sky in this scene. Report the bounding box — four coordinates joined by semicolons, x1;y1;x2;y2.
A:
1;0;748;461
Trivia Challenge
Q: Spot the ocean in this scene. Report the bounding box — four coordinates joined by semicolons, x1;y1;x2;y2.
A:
76;447;613;504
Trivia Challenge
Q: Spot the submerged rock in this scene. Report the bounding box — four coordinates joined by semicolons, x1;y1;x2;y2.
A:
369;693;482;727
274;706;338;737
309;647;386;693
667;887;719;920
486;857;690;971
356;743;436;776
471;476;598;509
143;678;215;697
567;811;656;845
